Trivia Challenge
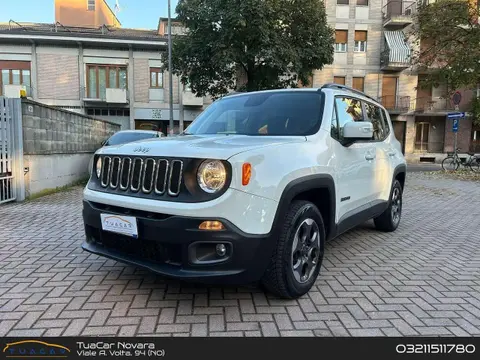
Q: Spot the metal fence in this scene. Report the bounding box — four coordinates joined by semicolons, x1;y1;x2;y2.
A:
0;97;23;204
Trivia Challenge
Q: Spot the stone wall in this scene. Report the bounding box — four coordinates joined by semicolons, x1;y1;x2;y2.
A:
22;100;119;155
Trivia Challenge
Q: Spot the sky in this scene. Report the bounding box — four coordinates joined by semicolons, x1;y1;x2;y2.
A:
1;0;179;29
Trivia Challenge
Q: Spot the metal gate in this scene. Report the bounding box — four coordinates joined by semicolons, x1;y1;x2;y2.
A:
0;97;16;203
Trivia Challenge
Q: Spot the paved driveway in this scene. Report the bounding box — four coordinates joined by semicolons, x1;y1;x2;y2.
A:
1;173;480;337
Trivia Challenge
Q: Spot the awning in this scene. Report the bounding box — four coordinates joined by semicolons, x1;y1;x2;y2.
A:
384;31;411;64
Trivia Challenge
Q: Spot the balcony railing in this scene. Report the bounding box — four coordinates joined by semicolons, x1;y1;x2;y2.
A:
81;87;129;104
413;97;456;112
380;48;411;70
383;1;416;27
378;95;411;113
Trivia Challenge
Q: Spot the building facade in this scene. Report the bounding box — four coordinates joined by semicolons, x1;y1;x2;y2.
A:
0;20;210;134
312;0;478;161
55;0;121;28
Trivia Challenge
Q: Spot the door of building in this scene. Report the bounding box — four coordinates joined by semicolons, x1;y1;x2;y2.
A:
393;121;406;154
382;77;397;110
415;122;430;152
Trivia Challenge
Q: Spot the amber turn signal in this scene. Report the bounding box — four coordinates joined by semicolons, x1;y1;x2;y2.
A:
242;163;252;186
199;221;225;231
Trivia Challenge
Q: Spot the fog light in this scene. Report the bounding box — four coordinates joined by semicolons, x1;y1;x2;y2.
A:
216;244;227;257
199;221;225;231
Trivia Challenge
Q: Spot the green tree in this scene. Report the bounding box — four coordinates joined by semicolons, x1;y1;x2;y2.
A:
165;0;334;99
412;0;480;123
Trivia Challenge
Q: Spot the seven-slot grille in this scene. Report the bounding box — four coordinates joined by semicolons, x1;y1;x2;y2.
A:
99;156;184;196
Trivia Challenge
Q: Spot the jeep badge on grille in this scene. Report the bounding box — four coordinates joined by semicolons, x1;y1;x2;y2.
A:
133;146;150;153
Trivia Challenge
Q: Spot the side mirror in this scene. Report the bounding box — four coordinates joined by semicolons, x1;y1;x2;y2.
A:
342;121;373;146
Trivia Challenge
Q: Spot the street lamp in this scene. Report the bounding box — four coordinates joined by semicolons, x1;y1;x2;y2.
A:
167;0;174;136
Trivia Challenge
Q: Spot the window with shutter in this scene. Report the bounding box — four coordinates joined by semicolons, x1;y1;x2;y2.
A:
334;76;346;85
354;31;367;52
352;77;365;92
335;30;348;52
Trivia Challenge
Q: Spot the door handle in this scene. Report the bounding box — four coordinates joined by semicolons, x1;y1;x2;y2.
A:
365;153;376;161
388;150;396;157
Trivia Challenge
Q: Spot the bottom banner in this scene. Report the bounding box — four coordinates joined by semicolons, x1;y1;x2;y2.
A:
1;337;478;359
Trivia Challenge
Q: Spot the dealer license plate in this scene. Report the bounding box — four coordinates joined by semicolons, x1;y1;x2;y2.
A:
100;214;138;238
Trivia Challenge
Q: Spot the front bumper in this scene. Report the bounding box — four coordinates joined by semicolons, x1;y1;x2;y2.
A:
82;200;275;284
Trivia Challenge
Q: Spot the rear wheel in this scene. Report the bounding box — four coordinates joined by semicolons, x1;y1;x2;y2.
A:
261;200;325;299
442;156;459;171
374;179;403;232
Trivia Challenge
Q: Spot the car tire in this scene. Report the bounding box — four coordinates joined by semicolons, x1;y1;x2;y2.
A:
374;179;403;232
261;200;325;299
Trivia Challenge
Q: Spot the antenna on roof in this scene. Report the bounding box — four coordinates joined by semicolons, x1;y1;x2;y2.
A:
114;0;121;16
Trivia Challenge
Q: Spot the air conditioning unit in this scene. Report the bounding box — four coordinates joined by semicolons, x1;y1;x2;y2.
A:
3;85;27;98
106;88;128;103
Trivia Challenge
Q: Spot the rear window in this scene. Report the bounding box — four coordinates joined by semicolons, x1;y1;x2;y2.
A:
106;132;158;146
185;91;324;136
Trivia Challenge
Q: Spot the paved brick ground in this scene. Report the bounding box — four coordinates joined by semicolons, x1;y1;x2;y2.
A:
1;173;480;337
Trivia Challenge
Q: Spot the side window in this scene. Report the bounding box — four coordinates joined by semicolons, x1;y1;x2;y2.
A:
333;97;364;140
365;103;386;140
381;108;391;136
331;106;339;139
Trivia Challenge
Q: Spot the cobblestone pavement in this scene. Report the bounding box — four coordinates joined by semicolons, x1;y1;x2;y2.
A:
1;173;480;337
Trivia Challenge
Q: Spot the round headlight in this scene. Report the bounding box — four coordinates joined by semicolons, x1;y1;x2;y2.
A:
197;160;227;193
95;157;102;178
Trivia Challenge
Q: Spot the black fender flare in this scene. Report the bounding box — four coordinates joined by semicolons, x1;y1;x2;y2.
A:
270;174;336;241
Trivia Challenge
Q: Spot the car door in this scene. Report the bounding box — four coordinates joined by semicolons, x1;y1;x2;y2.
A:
330;96;377;224
363;102;390;204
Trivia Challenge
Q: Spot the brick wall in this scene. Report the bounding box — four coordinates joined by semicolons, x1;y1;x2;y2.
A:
444;117;473;153
22;100;120;155
134;58;149;103
37;54;80;100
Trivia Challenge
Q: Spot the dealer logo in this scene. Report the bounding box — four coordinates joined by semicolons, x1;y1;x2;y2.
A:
3;340;70;358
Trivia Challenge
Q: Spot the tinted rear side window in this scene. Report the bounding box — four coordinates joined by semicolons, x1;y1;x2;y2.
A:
364;102;386;140
186;92;324;136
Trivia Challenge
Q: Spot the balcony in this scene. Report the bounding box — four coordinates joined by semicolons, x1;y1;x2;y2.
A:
381;31;411;70
413;97;456;113
3;84;31;98
182;89;203;107
383;1;416;28
82;87;129;104
378;95;411;113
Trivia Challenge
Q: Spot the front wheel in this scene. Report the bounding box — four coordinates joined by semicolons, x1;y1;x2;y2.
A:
261;200;325;299
469;158;480;172
442;156;459;171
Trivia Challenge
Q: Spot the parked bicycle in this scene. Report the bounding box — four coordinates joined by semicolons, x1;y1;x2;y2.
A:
442;148;480;172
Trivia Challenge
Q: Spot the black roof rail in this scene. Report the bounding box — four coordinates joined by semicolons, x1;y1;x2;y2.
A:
320;83;377;102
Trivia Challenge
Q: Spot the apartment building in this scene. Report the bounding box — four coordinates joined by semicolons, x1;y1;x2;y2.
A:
55;0;121;28
0;21;209;134
0;1;210;134
313;0;478;160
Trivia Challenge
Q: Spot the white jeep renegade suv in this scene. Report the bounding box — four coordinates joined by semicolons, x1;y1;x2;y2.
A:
82;83;406;299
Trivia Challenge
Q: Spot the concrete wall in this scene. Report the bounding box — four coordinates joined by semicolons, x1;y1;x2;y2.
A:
21;99;120;196
23;154;92;197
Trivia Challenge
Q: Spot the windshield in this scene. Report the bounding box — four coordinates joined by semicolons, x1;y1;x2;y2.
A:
185;91;324;136
105;132;158;146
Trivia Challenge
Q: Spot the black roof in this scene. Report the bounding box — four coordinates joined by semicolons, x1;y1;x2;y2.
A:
0;21;167;42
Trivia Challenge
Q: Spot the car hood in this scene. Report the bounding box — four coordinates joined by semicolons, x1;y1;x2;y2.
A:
97;134;306;159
